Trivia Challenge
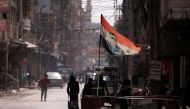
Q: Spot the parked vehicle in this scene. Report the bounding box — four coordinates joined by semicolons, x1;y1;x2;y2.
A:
46;72;63;88
132;87;150;96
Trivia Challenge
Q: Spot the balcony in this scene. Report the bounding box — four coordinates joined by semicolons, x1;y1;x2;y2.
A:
160;0;190;27
0;0;17;12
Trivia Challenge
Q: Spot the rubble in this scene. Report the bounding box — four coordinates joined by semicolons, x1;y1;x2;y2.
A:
0;88;29;97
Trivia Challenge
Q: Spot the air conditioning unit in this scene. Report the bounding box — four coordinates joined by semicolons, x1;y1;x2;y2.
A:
23;18;31;31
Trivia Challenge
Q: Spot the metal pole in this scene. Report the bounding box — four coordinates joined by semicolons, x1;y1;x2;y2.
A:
97;15;103;96
5;39;9;90
38;8;41;79
19;0;23;39
19;0;23;87
37;5;47;78
127;0;134;80
97;74;99;96
39;51;41;76
98;35;101;69
16;68;19;90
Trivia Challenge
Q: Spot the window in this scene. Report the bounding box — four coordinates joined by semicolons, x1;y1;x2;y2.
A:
3;13;7;19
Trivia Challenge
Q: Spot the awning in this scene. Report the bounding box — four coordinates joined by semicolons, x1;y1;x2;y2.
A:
10;40;38;48
25;41;38;48
11;40;26;47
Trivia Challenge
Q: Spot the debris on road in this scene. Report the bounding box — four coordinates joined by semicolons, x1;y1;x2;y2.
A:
0;88;30;97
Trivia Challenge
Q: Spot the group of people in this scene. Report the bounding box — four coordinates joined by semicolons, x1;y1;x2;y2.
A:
66;75;131;109
66;75;110;102
38;74;81;102
82;75;110;97
38;73;131;109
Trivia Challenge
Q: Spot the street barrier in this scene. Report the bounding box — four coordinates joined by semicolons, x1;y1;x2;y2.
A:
81;95;181;109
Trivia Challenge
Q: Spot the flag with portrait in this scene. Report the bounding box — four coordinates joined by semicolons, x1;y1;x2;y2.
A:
100;14;141;55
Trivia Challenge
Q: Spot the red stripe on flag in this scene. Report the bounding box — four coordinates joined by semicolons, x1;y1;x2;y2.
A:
101;15;141;54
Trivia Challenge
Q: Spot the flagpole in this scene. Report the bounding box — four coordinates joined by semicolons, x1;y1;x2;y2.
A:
97;31;101;97
98;34;101;69
96;36;101;96
97;15;103;96
97;34;102;96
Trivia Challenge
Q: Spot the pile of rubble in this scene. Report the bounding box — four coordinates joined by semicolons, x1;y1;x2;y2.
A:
0;88;29;97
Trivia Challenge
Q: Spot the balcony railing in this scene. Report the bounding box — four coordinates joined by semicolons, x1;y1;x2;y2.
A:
160;7;190;27
160;0;190;26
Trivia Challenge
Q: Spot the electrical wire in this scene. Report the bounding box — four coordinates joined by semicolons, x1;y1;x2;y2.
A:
82;0;122;24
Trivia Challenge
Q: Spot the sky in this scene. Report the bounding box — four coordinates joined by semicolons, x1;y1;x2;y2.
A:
82;0;123;25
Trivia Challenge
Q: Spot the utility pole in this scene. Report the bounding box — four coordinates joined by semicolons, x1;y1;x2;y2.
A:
37;5;47;79
5;35;9;90
120;0;134;80
114;0;117;22
5;0;13;90
127;0;134;80
19;0;23;87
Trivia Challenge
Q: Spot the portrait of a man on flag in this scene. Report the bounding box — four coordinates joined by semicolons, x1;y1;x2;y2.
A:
100;14;141;55
101;26;124;55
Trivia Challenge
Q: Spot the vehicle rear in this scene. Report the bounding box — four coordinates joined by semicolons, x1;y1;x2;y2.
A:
46;72;63;88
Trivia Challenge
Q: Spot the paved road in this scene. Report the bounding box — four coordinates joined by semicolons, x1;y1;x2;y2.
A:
0;84;84;109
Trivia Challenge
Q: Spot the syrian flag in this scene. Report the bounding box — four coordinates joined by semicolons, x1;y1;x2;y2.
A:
100;14;141;55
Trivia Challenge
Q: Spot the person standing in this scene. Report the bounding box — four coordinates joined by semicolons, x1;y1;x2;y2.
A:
67;76;80;102
26;71;32;86
117;79;131;109
98;75;109;96
82;78;95;97
182;73;190;109
39;74;50;102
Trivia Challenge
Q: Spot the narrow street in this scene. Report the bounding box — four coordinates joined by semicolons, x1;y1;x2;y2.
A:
0;84;84;109
0;0;189;109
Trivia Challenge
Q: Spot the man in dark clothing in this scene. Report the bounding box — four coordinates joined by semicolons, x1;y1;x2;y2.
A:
39;74;50;102
67;76;80;102
98;75;109;96
27;72;32;86
117;79;131;109
82;78;95;97
182;74;190;109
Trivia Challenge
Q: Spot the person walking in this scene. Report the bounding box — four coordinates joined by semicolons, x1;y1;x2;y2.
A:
39;74;50;102
67;76;79;101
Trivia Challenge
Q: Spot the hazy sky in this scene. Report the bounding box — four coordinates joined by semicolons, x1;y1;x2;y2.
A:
82;0;123;25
